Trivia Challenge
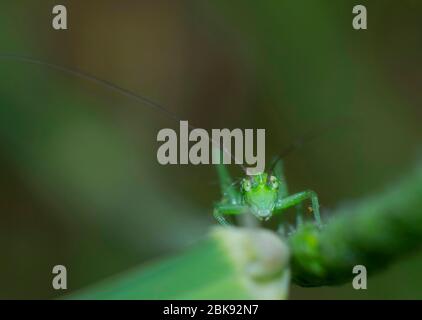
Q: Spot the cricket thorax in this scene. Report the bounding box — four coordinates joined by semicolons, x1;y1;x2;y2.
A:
241;173;280;220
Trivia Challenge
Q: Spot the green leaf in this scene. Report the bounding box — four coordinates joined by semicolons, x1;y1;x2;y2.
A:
70;227;291;300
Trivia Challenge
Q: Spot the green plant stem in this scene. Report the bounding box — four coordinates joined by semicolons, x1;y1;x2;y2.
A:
289;163;422;286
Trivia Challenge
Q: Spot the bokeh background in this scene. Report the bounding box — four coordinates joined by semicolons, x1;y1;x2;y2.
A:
0;1;421;299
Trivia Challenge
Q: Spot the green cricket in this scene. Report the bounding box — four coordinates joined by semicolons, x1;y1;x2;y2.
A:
0;54;322;230
213;155;321;228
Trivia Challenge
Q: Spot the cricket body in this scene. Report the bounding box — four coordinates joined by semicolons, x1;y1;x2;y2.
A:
213;151;322;228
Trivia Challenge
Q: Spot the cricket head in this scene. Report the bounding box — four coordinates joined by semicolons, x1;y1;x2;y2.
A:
241;173;280;220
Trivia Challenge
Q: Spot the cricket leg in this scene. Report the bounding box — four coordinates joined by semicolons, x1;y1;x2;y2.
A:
274;190;322;228
272;158;289;198
295;202;304;227
213;147;239;203
213;204;248;226
272;159;291;236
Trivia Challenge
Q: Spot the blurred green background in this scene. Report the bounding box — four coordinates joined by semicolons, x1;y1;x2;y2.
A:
0;1;421;299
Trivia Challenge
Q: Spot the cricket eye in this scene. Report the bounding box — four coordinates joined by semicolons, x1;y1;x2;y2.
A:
269;176;279;189
242;180;252;192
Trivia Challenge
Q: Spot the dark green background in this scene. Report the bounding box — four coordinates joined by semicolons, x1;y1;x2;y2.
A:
0;1;420;299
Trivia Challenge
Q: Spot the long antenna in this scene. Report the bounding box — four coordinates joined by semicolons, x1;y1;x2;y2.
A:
0;54;183;125
268;116;350;174
0;53;246;172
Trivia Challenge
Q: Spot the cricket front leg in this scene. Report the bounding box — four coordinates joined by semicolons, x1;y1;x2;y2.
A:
272;158;289;198
213;204;248;226
213;147;239;203
295;202;304;227
274;190;322;228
